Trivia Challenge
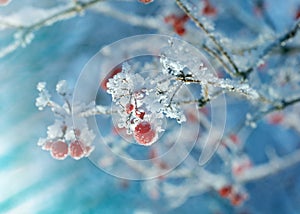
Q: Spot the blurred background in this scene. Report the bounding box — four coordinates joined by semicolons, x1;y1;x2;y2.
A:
1;0;300;213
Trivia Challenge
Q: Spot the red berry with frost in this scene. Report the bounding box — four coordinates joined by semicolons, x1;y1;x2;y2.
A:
70;140;85;160
135;110;145;119
125;103;134;114
50;141;68;160
134;121;156;145
42;141;53;151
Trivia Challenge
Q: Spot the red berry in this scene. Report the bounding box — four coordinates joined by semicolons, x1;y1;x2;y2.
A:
174;26;186;36
296;10;300;20
218;185;232;198
164;15;176;23
230;193;245;206
202;0;217;16
134;121;156;145
100;66;122;90
135;110;145;119
229;134;240;144
139;0;153;4
42;141;53;151
268;113;284;124
50;141;68;160
69;140;85;160
125;103;134;114
0;0;11;6
135;121;151;133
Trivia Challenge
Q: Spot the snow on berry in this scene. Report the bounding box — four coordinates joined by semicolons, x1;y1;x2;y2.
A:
125;103;134;114
134;121;157;146
101;66;122;91
50;141;69;160
69;140;85;160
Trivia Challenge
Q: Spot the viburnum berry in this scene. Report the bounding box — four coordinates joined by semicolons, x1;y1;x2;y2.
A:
164;14;189;36
295;7;300;20
0;0;11;6
42;141;53;151
230;193;246;206
69;140;85;160
50;141;68;160
268;112;284;124
229;134;240;144
218;185;233;198
125;103;134;114
135;109;145;119
138;0;153;4
134;121;156;145
202;0;217;16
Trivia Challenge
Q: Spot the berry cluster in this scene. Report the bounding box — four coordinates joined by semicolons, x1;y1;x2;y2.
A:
164;14;189;36
218;185;247;206
39;128;93;160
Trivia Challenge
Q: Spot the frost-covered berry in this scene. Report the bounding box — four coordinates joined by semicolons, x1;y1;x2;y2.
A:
42;141;53;151
135;110;145;119
50;141;68;160
125;103;134;114
69;140;85;160
134;121;156;145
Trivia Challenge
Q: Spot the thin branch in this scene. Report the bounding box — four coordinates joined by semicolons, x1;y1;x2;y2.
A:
0;0;105;59
176;0;242;78
243;20;300;77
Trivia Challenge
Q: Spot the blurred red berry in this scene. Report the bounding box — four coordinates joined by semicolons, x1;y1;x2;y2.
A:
139;0;153;4
218;185;232;198
0;0;11;6
202;0;217;16
230;193;245;206
268;113;284;124
164;14;189;36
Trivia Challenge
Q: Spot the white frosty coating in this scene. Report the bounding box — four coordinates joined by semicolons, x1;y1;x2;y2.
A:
35;82;51;111
35;80;96;159
47;120;64;139
37;82;46;92
56;80;69;95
